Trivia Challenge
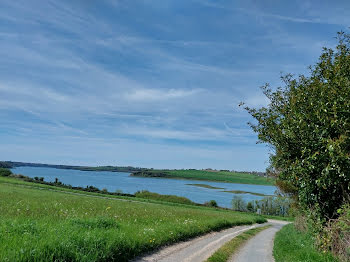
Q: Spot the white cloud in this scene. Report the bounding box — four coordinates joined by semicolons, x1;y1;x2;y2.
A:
121;127;226;141
124;88;200;101
2;0;342;170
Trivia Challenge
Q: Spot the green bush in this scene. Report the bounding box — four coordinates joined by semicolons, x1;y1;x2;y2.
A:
0;168;12;177
319;204;350;261
244;32;350;221
204;200;218;207
135;190;195;205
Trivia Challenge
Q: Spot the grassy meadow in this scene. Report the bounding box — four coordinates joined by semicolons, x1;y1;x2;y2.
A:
132;169;275;186
0;176;266;262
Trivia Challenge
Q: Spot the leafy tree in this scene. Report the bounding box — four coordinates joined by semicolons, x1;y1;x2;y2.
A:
231;195;246;211
246;202;254;212
244;32;350;220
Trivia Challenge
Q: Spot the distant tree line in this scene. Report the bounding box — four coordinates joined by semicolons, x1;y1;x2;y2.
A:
0;161;13;168
2;161;147;173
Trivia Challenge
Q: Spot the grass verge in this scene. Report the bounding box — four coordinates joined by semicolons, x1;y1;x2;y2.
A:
273;224;339;262
206;225;271;262
0;178;266;262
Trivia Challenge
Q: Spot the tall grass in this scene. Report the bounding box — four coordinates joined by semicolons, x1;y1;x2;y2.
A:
0;181;265;261
273;224;338;262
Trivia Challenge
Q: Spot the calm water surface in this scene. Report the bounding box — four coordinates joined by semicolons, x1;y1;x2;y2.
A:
12;166;276;208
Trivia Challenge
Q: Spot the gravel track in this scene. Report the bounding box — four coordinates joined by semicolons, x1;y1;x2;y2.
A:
229;220;290;262
133;220;289;262
133;224;266;262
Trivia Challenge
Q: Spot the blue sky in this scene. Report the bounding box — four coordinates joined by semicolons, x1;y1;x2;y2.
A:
0;0;349;171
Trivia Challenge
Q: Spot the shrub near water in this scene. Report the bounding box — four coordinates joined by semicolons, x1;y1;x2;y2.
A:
0;168;12;177
231;195;292;217
0;182;265;261
204;200;218;207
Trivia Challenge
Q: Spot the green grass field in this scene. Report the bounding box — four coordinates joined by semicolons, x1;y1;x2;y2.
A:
132;169;275;186
0;176;266;262
273;224;338;262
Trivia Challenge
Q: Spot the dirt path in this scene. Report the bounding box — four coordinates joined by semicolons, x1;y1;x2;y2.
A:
133;220;289;262
229;220;290;262
133;224;266;262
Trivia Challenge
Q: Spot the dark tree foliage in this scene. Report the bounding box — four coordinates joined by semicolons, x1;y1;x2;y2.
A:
244;32;350;220
0;168;12;176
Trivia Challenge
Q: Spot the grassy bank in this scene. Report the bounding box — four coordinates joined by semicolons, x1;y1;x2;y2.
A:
132;169;275;186
273;224;338;262
0;176;266;261
186;183;225;189
134;190;195;205
0;173;227;209
207;225;271;262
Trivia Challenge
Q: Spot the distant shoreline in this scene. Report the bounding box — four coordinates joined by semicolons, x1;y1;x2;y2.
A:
2;161;275;186
5;161;144;173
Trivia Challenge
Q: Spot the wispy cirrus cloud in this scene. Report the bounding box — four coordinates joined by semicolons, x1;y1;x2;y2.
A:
198;0;350;26
0;0;346;170
124;88;201;101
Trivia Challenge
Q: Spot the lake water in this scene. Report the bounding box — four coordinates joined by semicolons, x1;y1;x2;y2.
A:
11;166;276;208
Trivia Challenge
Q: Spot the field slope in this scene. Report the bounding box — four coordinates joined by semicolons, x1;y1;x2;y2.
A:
0;177;265;262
